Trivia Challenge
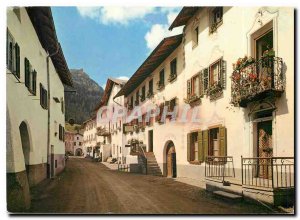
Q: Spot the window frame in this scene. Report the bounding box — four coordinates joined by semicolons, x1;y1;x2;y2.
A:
209;7;223;33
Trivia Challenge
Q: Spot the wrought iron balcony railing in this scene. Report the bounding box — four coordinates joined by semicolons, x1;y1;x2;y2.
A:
231;56;285;107
241;157;294;189
205;156;235;183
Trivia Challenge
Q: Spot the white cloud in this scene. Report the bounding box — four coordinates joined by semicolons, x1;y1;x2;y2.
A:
77;7;156;25
144;7;183;51
117;76;129;81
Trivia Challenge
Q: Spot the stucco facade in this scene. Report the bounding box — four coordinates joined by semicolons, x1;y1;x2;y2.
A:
6;7;72;211
83;118;97;157
114;7;294;205
96;78;127;163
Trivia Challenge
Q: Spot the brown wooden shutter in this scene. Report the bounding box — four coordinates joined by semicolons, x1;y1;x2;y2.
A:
25;58;29;87
203;130;209;161
219;126;227;156
197;130;203;162
187;133;191;162
199;71;204;97
40;83;43;107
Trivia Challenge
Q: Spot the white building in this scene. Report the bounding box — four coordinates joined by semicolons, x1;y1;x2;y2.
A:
95;78;127;163
82;116;97;157
114;7;294;206
6;7;73;211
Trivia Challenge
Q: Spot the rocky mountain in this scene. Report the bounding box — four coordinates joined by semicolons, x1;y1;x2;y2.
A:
64;69;104;124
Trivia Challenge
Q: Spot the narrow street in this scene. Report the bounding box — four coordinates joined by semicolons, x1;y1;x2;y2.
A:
29;158;272;214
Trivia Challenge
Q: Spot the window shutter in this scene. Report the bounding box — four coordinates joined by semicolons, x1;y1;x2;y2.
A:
40;83;43;107
187;133;191;162
32;70;37;95
197;130;203;162
219;126;227;156
25;58;29;87
199;71;204;97
187;79;191;98
44;89;48;109
15;43;20;78
203;68;209;94
220;59;226;89
203;130;209;161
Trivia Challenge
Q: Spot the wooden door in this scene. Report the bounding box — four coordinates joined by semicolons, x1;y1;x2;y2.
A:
166;145;176;177
257;120;273;179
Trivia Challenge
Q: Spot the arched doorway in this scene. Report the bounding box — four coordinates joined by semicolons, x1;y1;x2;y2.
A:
75;148;83;156
19;121;31;177
165;141;177;178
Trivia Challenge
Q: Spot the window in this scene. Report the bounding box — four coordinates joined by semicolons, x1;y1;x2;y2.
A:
187;74;201;99
40;83;48;109
25;58;37;95
135;90;139;105
209;128;219;156
77;137;79;140
170;58;177;76
141;86;145;101
7;31;14;73
79;142;82;146
187;126;227;163
158;69;165;88
193;27;199;47
155;103;165;124
210;7;223;33
148;79;153;96
120;146;122;153
59;124;65;141
61;98;64;113
209;59;224;87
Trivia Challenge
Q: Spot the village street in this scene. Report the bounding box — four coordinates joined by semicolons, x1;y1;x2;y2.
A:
29;158;272;214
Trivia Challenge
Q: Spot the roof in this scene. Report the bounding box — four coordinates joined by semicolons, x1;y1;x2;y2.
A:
26;7;73;87
169;7;200;30
82;115;96;126
114;34;183;98
94;77;128;111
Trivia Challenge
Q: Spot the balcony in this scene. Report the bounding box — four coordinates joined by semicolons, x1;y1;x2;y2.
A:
96;126;110;136
231;56;284;107
241;157;294;189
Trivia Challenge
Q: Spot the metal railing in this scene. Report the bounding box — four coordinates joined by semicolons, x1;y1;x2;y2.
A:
231;56;284;106
205;156;235;182
241;157;294;189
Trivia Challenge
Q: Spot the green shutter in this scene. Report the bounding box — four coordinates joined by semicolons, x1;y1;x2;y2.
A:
32;70;37;95
187;133;191;162
187;79;191;98
15;43;20;78
197;130;203;162
219;126;227;156
203;68;209;93
203;130;209;161
25;58;29;87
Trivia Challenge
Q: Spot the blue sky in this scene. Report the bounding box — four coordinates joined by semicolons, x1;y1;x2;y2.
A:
51;7;183;89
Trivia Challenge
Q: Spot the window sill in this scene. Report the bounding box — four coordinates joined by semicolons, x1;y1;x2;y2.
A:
6;69;21;83
209;20;223;34
168;74;177;83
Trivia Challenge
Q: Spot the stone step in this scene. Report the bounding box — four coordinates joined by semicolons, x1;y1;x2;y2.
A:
213;191;242;201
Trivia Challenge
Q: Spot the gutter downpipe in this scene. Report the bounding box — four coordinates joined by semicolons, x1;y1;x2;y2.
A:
46;43;60;179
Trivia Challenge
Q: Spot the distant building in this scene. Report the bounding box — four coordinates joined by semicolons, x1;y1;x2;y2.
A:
65;131;83;156
95;78;127;163
6;7;73;211
82;116;97;157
